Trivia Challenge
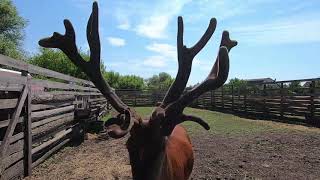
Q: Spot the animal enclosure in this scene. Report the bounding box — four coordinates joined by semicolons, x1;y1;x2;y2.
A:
116;79;320;125
0;54;109;180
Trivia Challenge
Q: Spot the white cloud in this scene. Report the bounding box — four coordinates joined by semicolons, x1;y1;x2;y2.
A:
117;21;131;30
142;56;167;68
146;43;176;60
233;13;320;44
136;15;170;39
107;37;126;47
143;43;177;69
135;0;191;39
114;9;131;30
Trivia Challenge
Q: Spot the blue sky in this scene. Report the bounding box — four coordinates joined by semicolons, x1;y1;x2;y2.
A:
13;0;320;85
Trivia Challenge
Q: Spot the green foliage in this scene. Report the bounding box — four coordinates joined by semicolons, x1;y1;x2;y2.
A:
103;71;120;88
224;78;248;93
0;0;27;59
118;75;144;90
288;81;302;94
29;48;89;79
146;72;174;91
227;78;247;89
29;48;145;89
103;71;144;90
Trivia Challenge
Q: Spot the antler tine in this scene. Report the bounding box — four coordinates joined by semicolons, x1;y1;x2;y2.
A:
183;30;238;99
174;46;230;111
39;20;88;68
39;2;136;139
161;17;217;107
87;1;100;67
220;31;238;51
163;47;229;135
162;30;237;135
189;18;217;57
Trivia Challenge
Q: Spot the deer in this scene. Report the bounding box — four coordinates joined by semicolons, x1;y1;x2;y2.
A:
38;2;237;180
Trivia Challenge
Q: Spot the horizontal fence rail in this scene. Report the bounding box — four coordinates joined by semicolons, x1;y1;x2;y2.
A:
0;54;109;179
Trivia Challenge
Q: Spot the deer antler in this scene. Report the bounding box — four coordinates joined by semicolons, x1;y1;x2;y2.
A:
159;17;237;136
39;2;138;138
161;17;217;108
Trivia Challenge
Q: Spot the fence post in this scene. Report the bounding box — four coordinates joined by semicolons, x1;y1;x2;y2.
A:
25;73;32;176
19;70;32;177
280;83;284;118
134;90;137;106
263;84;267;117
237;87;240;112
221;86;224;109
211;90;215;109
244;86;247;114
231;85;234;111
310;81;315;120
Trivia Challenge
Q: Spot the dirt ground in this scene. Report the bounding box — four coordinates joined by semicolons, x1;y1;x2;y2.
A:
26;129;320;180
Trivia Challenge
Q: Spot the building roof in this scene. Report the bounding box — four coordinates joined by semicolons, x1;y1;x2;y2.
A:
244;78;275;84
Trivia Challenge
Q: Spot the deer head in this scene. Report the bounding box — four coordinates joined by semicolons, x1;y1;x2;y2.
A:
39;2;237;179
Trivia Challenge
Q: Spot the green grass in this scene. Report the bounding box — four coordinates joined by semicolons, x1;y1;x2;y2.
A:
103;107;320;136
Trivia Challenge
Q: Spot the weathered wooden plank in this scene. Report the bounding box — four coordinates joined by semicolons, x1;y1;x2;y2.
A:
31;101;74;111
1;135;24;152
0;98;18;109
6;140;24;156
0;86;27;174
25;80;32;176
32;93;75;104
10;132;24;143
1;160;24;180
32;128;72;155
27;63;93;86
0;54;93;86
0;117;23;128
32;123;71;145
88;97;105;102
3;150;24;170
0;83;24;92
31;105;74;121
0;54;28;71
0;75;27;85
32;112;74;129
48;91;102;96
32;138;70;168
32;115;74;137
31;79;99;92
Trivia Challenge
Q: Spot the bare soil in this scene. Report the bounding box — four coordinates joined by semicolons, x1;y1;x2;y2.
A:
26;131;320;180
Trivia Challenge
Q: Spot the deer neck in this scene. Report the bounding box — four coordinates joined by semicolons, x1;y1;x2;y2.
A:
128;136;171;180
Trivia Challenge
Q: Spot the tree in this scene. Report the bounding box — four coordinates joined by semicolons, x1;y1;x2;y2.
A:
117;75;145;90
103;71;121;88
0;0;27;59
29;48;145;88
29;48;90;79
226;78;247;89
146;72;174;91
288;81;302;94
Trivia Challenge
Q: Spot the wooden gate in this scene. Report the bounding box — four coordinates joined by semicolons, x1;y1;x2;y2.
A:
0;54;109;179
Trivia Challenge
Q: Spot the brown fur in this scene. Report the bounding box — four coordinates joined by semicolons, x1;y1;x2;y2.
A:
163;125;194;180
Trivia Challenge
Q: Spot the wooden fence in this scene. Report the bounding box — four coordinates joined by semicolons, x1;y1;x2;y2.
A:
0;54;108;179
116;79;320;124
